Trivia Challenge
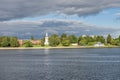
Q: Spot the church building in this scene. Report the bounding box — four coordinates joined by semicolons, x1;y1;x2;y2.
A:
44;32;49;45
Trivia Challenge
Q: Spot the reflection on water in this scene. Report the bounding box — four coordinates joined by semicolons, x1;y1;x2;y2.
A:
0;48;120;80
44;49;51;65
44;49;49;54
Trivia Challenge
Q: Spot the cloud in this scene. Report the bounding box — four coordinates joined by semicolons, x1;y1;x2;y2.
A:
115;12;120;19
0;0;120;21
0;19;119;39
111;31;120;38
115;13;120;16
85;29;90;32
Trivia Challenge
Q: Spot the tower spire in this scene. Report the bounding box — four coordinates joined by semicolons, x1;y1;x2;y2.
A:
44;32;49;45
46;32;48;37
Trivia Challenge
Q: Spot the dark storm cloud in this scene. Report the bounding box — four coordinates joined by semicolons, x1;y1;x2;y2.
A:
0;0;120;21
0;19;119;39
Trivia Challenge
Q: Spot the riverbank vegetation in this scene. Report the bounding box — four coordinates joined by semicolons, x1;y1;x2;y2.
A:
41;33;120;47
0;36;19;47
0;33;120;47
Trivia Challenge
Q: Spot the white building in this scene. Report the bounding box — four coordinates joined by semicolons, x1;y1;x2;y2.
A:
44;32;49;45
94;42;105;47
71;43;78;46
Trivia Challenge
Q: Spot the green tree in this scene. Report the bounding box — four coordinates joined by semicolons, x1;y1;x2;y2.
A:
61;38;70;46
10;37;19;47
30;36;34;40
88;37;94;42
119;36;120;41
24;41;33;47
112;38;120;46
96;36;105;43
0;37;3;47
68;34;78;43
78;36;82;45
60;33;67;42
41;38;45;46
1;36;10;47
61;33;67;38
79;39;88;46
49;34;60;46
60;33;71;46
78;36;89;45
107;34;112;44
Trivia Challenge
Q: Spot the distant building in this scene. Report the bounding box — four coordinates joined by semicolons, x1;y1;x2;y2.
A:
18;39;41;46
30;40;41;45
94;42;105;47
18;40;24;46
44;32;49;45
71;43;78;46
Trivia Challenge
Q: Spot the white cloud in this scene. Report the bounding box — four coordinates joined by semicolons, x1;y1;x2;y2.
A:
0;19;119;38
0;0;120;21
85;29;90;32
101;11;109;14
115;13;120;16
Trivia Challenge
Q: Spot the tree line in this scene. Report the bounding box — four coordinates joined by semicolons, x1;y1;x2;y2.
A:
0;34;120;47
0;36;37;47
0;36;19;47
41;33;120;47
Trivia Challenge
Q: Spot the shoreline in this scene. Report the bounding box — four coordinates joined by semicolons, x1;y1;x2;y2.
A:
0;46;120;50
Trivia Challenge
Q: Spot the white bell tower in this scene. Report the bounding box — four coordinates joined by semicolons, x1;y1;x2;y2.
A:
44;32;49;45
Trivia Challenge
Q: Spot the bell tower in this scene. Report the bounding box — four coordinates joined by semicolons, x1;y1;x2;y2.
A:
44;32;49;45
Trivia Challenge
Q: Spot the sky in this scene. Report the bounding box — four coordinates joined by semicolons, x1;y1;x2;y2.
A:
0;0;120;39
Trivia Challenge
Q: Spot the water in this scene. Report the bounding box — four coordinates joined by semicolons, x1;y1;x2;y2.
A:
0;48;120;80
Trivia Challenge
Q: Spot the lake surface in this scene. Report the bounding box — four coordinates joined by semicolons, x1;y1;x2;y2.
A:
0;48;120;80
